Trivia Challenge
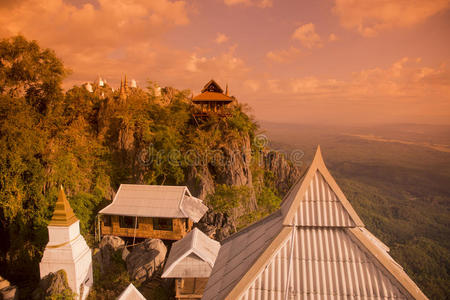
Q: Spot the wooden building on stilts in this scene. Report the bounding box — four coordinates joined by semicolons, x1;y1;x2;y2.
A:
191;80;235;119
98;185;208;243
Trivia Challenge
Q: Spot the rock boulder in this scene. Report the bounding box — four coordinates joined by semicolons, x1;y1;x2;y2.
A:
0;276;17;300
94;235;125;272
126;239;167;283
32;270;73;300
197;210;236;241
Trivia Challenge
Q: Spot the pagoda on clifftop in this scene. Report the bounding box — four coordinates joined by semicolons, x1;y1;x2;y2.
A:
192;80;235;119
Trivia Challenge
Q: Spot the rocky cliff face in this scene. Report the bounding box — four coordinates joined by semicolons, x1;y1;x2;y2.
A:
262;149;303;195
189;133;302;241
186;132;256;206
186;133;301;199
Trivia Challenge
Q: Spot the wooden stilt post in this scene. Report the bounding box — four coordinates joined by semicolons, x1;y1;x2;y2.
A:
132;216;138;246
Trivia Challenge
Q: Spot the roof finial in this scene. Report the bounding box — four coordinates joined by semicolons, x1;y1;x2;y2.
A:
225;83;229;96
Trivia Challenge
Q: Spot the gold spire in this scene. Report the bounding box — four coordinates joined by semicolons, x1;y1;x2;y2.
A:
49;186;78;227
225;83;229;96
124;74;128;92
119;76;127;101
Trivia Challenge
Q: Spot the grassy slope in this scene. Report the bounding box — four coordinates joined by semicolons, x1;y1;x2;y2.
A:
262;122;450;299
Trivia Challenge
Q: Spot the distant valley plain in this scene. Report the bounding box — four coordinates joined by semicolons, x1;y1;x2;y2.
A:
261;122;450;299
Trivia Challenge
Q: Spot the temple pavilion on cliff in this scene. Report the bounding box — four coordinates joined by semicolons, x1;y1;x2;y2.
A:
192;80;235;118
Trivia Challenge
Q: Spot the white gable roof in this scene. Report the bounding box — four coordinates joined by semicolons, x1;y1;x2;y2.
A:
117;283;146;300
99;185;208;222
203;146;428;300
162;228;220;278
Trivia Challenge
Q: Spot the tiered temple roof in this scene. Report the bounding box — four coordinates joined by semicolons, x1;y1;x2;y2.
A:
192;80;234;103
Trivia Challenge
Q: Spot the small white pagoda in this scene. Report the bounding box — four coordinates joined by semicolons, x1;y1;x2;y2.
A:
40;186;93;300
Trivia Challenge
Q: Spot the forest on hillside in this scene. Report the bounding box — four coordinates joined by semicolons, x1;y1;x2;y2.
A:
0;36;291;298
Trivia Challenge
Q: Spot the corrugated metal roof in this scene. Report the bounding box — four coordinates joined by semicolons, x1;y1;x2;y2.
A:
117;283;146;300
99;185;208;222
202;212;284;299
291;171;356;227
181;196;209;223
162;228;220;278
202;146;428;300
239;227;410;300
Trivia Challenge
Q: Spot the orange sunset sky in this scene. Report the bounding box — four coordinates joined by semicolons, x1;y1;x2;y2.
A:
1;0;449;124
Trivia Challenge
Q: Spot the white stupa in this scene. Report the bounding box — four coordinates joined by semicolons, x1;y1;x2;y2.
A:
130;79;137;88
39;186;93;300
155;86;161;97
95;75;104;87
84;82;93;93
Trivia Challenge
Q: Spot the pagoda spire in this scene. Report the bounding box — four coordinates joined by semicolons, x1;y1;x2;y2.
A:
119;76;127;101
124;74;128;92
49;186;78;227
225;83;229;96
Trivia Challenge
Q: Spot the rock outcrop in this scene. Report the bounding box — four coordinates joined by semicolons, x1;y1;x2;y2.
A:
263;149;302;195
186;132;257;209
94;235;125;273
126;239;167;283
185;164;215;200
196;210;236;241
0;276;17;300
32;270;73;300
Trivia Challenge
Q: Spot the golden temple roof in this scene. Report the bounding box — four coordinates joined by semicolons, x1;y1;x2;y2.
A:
49;186;78;227
193;80;234;102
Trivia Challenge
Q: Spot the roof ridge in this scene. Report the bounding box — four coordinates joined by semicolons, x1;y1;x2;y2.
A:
282;146;364;227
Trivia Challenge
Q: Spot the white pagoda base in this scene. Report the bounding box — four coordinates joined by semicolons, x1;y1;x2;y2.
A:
40;220;93;300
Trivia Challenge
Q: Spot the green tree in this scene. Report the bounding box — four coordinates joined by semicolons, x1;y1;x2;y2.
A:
0;35;67;114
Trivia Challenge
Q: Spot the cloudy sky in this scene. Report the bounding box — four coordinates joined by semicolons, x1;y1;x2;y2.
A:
1;0;449;124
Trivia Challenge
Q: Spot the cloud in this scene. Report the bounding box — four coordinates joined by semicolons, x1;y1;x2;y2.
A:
243;79;260;92
0;0;195;87
223;0;272;8
328;33;338;42
258;58;450;100
224;0;251;5
292;23;322;48
333;0;450;37
241;58;450;124
186;46;249;76
0;0;190;51
215;33;229;44
258;0;273;8
266;47;301;63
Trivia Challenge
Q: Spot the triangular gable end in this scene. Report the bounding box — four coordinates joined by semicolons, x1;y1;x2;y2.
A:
163;251;213;278
282;146;364;227
201;79;224;93
233;227;422;300
117;283;146;300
